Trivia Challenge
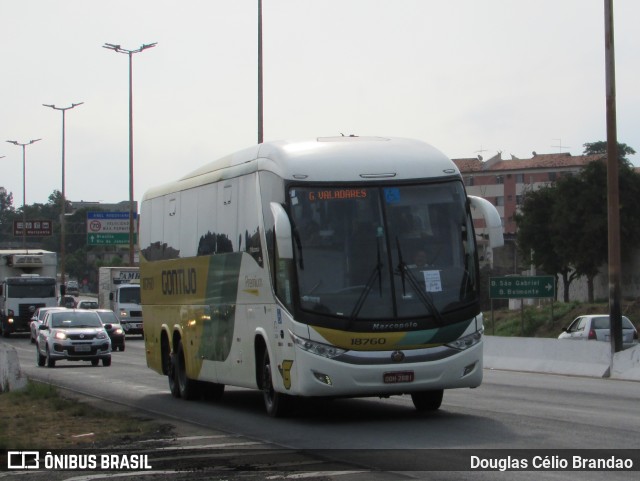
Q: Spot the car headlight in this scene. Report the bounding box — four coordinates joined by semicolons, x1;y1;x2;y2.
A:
114;328;124;335
446;329;483;351
290;331;346;359
54;331;67;340
96;331;108;339
119;311;128;318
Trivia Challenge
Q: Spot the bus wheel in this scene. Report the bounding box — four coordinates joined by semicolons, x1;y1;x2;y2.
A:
261;349;290;417
411;390;443;411
176;340;199;400
168;351;181;398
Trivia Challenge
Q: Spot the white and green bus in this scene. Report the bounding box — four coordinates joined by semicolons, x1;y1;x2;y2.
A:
139;136;503;416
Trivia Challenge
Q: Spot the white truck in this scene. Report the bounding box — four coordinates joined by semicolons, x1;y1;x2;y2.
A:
0;250;58;337
98;266;142;335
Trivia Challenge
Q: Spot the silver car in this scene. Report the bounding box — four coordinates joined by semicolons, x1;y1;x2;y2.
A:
559;315;639;349
36;309;112;367
29;307;66;344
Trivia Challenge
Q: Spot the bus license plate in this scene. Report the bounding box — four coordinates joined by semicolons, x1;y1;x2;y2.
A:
383;371;414;383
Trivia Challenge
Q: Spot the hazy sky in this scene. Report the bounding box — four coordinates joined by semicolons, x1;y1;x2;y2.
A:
1;0;639;205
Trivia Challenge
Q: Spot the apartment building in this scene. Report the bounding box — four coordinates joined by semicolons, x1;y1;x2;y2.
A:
453;151;602;236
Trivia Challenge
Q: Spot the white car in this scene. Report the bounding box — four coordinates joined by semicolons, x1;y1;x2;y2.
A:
36;309;112;367
29;307;66;344
559;315;639;350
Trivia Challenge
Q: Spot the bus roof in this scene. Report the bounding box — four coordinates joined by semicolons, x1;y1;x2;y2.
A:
142;136;459;200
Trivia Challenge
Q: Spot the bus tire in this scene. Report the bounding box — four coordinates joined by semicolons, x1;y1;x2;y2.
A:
261;349;291;417
176;340;199;400
168;351;181;398
411;389;443;411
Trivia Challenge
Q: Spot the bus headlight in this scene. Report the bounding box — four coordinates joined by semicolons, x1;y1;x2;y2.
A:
445;330;483;351
290;331;346;359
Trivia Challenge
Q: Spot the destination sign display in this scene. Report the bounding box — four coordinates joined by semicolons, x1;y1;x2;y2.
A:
307;189;368;201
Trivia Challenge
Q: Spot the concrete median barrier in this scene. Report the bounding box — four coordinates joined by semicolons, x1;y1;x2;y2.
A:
0;344;27;392
484;335;640;380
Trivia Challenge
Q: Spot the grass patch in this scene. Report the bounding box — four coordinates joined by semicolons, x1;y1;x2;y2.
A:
0;380;172;450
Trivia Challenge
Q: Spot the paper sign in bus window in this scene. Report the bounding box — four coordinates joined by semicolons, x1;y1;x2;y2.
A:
423;270;442;292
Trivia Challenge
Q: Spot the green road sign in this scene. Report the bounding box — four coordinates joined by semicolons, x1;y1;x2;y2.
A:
87;233;137;245
489;275;555;299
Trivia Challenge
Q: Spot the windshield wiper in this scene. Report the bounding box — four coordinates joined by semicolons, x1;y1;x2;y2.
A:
350;239;383;320
292;225;304;269
395;238;444;325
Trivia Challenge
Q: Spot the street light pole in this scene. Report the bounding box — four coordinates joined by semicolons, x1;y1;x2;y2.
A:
43;102;83;288
258;0;264;144
103;42;157;266
6;139;42;252
604;0;623;355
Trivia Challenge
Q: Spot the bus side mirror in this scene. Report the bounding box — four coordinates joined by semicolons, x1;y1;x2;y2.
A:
270;202;294;260
468;195;504;248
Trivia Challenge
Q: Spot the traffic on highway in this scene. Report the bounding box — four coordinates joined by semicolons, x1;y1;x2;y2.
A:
2;329;640;479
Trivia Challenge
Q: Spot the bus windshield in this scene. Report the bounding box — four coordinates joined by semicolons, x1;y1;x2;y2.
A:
288;182;477;321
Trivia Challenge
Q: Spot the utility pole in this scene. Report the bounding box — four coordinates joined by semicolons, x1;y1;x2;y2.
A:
604;0;623;355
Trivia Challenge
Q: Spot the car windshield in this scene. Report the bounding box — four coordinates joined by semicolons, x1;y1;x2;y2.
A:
50;312;102;328
96;311;119;324
288;182;477;321
38;308;62;321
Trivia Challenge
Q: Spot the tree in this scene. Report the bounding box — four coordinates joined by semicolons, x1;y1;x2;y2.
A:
0;188;16;244
516;141;640;302
582;141;636;161
515;187;578;301
552;162;608;301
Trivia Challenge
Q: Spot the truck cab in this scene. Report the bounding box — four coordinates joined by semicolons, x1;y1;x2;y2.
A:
0;250;58;337
110;283;142;335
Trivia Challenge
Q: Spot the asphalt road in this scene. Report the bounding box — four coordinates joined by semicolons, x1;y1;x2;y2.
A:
2;333;639;480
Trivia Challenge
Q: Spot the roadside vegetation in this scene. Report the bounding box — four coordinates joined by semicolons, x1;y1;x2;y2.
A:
484;299;640;338
0;380;171;450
